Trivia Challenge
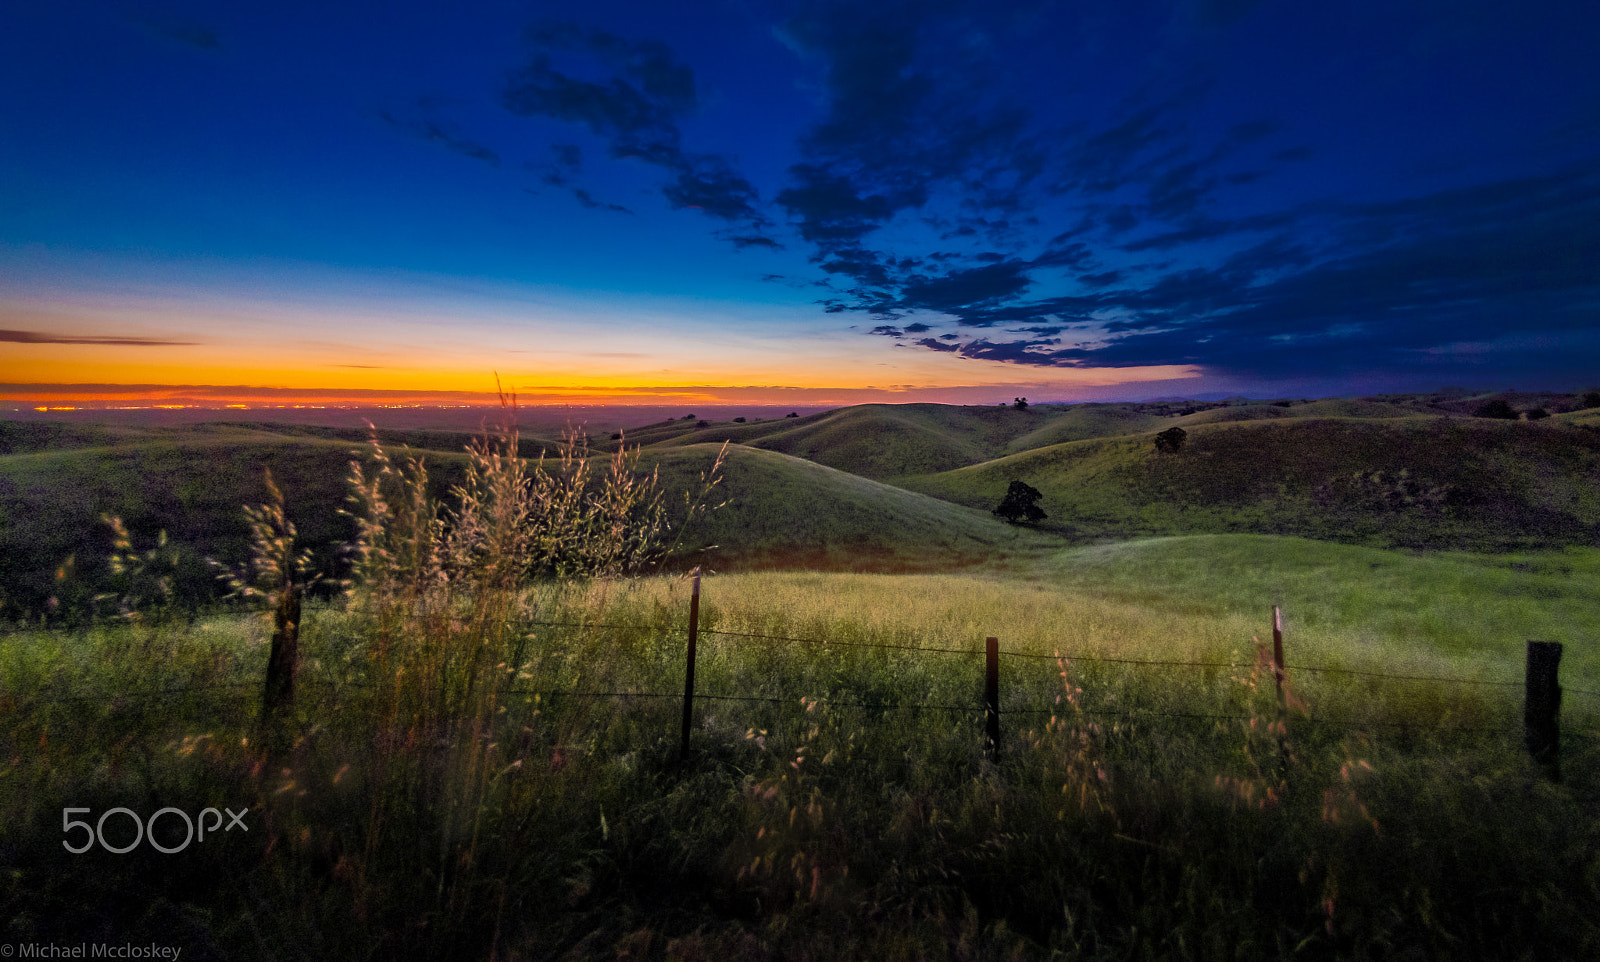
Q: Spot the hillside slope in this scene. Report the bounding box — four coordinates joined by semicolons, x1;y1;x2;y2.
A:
639;443;1053;570
633;402;1177;478
0;431;453;617
0;427;1051;618
897;416;1600;550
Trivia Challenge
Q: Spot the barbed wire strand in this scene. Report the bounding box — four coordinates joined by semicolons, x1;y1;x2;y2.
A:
1;614;1580;694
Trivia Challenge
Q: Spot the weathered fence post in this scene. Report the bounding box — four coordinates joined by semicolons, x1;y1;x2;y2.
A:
985;636;1000;760
680;566;702;761
260;582;301;750
1271;605;1287;711
1525;640;1563;781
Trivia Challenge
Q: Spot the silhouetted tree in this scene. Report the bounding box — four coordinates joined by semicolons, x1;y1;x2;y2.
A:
733;417;746;423
1154;426;1187;453
682;414;696;420
1013;397;1029;410
993;480;1046;525
1526;408;1550;420
1474;399;1517;419
786;411;799;418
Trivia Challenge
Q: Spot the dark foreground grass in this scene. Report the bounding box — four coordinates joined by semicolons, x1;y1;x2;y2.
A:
2;587;1597;961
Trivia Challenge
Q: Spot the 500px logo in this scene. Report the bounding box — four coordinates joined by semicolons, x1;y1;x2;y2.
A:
62;806;249;854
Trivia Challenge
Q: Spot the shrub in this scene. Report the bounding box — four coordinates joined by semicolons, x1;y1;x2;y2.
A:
1580;391;1600;409
1526;408;1550;421
1473;399;1517;419
344;406;724;588
1154;426;1188;453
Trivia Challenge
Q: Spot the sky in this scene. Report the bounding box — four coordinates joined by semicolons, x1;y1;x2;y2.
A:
3;0;1598;409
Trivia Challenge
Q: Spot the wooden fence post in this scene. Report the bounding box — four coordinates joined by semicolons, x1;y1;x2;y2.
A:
1525;640;1563;781
260;582;301;750
1271;605;1286;711
679;567;702;761
985;636;1000;760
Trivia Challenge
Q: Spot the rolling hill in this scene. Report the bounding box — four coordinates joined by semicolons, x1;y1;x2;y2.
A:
5;390;1599;620
0;423;1047;618
894;414;1600;550
638;443;1053;570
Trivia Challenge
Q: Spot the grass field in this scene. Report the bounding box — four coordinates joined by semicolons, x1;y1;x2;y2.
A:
6;395;1600;619
3;534;1597;959
2;394;1599;958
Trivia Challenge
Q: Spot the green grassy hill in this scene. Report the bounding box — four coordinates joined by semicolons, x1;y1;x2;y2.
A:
898;415;1600;550
639;443;1053;570
640;402;1164;478
0;430;415;617
1173;398;1428;424
0;427;1049;618
6;390;1600;619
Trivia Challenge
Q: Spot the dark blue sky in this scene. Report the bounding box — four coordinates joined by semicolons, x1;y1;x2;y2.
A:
3;0;1598;406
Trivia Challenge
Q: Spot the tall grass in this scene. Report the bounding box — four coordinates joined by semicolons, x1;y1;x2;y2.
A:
2;431;1597;958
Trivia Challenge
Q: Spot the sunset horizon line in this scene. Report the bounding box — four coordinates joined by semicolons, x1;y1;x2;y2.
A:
4;380;1589;414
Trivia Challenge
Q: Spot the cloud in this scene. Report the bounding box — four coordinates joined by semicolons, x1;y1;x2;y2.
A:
0;329;199;346
771;1;1055;296
483;5;1597;392
899;262;1033;314
502;21;775;242
378;109;501;166
725;234;782;251
570;188;633;214
956;338;1067;365
775;165;896;250
896;163;1600;383
525;144;633;212
663;155;764;222
767;4;1306;359
1077;270;1124;289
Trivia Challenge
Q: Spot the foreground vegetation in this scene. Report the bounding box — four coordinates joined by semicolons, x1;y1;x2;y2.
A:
3;539;1597;959
3;394;1598;958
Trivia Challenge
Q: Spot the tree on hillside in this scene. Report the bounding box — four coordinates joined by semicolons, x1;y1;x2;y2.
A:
1154;426;1187;453
1474;399;1517;419
1526;408;1550;421
993;480;1046;525
1013;397;1029;410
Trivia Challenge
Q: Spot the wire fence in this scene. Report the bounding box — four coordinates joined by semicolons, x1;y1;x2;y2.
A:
5;603;1593;748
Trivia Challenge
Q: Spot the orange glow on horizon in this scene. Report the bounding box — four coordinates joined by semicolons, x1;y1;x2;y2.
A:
3;320;1205;407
